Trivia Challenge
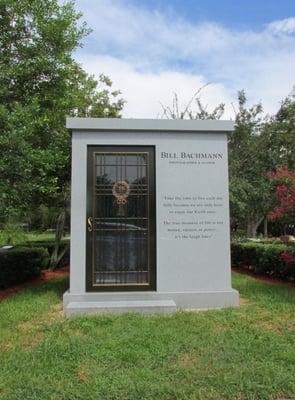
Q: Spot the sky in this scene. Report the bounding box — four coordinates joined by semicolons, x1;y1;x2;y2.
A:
73;0;295;119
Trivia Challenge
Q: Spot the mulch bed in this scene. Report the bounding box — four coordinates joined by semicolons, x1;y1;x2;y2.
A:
232;266;295;288
0;266;69;302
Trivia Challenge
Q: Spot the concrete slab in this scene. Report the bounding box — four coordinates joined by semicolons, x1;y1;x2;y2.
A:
63;289;239;316
65;299;177;316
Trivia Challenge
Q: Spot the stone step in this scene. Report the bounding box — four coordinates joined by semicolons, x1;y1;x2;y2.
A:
65;299;177;316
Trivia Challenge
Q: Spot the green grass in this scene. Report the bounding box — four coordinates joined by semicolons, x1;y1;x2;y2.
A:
0;231;56;246
0;273;294;400
0;230;70;246
22;231;57;242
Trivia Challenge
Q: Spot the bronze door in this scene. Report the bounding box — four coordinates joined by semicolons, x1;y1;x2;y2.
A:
86;146;156;291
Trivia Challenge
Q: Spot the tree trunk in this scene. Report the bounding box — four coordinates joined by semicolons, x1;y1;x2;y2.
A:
263;217;268;238
50;209;67;270
246;215;264;238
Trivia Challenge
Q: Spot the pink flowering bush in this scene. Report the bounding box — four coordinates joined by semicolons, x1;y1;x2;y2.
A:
267;167;295;221
280;251;295;264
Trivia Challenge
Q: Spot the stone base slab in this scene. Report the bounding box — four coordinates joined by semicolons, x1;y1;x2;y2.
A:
66;299;177;316
63;289;239;316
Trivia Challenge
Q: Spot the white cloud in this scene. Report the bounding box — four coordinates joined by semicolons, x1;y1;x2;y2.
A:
267;17;295;34
76;0;234;63
74;0;295;117
77;54;235;118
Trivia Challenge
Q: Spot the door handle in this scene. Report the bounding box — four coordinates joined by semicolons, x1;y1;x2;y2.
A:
87;217;93;232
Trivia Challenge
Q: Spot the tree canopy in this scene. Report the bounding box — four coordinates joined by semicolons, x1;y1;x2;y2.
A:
0;0;124;220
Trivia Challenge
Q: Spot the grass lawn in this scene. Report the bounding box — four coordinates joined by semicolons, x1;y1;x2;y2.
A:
0;230;70;246
0;273;294;400
0;231;57;246
21;232;57;242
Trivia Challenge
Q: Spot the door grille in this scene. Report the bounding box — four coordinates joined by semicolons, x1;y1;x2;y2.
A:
86;148;155;291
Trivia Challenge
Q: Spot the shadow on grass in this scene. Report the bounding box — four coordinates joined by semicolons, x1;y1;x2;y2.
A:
31;275;69;298
20;272;295;308
232;272;295;307
1;276;70;305
6;271;293;312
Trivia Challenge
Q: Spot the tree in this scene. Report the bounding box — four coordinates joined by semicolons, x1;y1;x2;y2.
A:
0;0;124;266
161;87;225;120
270;97;295;168
228;91;275;237
267;166;295;222
258;96;295;235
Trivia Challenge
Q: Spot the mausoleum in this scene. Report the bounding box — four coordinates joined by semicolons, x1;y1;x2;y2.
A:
63;118;239;315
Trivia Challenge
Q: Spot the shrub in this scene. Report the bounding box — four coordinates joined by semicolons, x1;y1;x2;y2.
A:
231;242;295;280
29;239;70;268
0;246;49;289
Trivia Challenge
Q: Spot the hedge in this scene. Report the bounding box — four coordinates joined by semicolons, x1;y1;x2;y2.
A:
231;242;295;281
0;246;49;289
28;239;70;268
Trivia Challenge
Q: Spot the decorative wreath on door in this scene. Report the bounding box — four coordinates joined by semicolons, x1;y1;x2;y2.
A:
112;180;130;204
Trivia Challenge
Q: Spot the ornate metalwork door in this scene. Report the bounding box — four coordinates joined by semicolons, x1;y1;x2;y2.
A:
86;146;156;291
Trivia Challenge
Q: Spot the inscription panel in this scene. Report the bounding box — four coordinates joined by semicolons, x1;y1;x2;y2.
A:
156;138;231;292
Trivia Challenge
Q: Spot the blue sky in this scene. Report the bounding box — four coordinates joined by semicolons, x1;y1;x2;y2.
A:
125;0;295;29
74;0;295;118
